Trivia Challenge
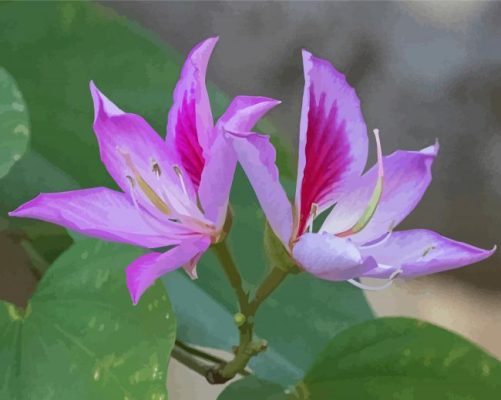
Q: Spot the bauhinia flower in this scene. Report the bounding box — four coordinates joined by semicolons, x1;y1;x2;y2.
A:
9;37;279;303
229;49;495;288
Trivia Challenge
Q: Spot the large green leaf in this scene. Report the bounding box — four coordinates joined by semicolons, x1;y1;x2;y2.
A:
218;376;289;400
0;67;29;179
300;317;501;399
0;239;176;400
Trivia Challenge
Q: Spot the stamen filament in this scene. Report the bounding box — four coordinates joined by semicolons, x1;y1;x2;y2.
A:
308;203;318;233
126;176;170;233
117;148;170;215
336;129;384;238
347;268;402;291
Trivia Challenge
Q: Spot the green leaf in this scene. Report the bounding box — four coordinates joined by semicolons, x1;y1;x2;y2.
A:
218;376;290;400
167;168;375;386
0;239;176;400
0;67;29;179
301;317;501;399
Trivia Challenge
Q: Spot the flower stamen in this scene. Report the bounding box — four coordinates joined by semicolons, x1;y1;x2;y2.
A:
117;148;170;215
308;203;318;233
125;175;169;232
336;129;384;238
173;165;188;197
347;267;402;291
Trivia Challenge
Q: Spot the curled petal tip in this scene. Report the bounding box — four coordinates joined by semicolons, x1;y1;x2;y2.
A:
302;48;312;58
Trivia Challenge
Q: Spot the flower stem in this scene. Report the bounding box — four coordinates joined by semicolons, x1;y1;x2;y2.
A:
212;241;248;312
171;344;212;377
208;243;289;384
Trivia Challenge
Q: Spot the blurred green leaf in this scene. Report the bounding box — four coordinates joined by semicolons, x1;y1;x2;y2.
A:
0;150;78;262
0;239;175;400
218;376;289;400
300;317;501;399
0;67;29;179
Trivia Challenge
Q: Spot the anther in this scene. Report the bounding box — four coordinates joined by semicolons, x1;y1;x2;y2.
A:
173;165;188;196
151;159;162;177
421;246;436;258
126;175;135;187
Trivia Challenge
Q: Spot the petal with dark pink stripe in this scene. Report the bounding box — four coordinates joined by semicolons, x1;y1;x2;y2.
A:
295;50;368;236
166;37;218;190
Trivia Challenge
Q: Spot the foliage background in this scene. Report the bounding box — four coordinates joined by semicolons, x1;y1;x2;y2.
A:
1;1;500;399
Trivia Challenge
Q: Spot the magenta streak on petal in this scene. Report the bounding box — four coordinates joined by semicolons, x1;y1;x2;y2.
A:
174;94;206;189
166;37;218;193
297;90;352;236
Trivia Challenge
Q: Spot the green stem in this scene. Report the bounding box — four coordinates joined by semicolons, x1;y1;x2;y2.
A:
208;261;289;383
249;267;288;314
171;345;211;377
212;241;248;312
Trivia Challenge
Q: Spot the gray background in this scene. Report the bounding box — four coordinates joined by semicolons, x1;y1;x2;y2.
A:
109;0;501;291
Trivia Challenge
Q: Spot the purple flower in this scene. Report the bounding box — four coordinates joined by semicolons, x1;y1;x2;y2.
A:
9;37;279;304
229;50;495;288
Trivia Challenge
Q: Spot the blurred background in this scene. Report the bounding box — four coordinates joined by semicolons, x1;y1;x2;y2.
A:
1;1;500;399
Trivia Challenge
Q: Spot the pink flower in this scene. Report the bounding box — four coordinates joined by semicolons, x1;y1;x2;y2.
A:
9;38;279;303
229;50;495;288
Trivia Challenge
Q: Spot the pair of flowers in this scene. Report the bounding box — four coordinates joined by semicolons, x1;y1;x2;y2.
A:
11;37;494;304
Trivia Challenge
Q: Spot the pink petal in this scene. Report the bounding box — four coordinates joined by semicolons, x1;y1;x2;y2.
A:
198;96;280;229
90;82;196;218
322;143;439;243
229;131;293;246
295;50;369;236
166;37;218;190
292;232;377;281
9;188;192;248
360;229;496;278
126;236;211;304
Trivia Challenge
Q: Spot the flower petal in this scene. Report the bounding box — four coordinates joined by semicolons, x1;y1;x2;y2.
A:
90;82;197;219
9;188;193;248
360;229;496;278
292;232;377;281
126;236;211;304
321;143;439;243
166;37;218;189
198;96;280;229
229;131;293;246
295;50;368;236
